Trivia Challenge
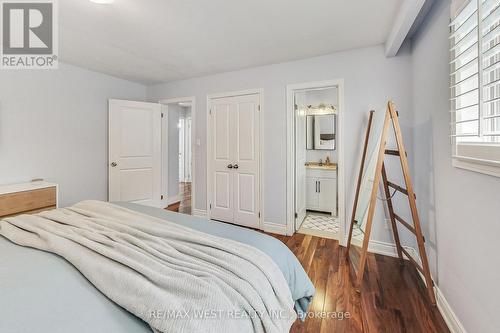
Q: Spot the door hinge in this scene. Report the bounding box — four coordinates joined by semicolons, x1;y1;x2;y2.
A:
161;113;164;118
295;212;298;218
258;105;261;111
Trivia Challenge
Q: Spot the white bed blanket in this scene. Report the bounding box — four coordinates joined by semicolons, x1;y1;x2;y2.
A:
0;200;296;333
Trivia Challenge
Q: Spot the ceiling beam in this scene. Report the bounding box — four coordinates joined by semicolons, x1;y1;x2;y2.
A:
385;0;429;57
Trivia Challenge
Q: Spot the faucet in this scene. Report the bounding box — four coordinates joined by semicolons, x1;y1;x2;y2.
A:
325;156;331;166
318;158;323;166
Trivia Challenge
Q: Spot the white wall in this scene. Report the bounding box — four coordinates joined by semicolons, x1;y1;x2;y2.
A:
411;1;500;332
148;44;415;245
0;62;146;207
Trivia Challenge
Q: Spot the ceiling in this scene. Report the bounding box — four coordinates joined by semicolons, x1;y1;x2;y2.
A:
59;0;403;84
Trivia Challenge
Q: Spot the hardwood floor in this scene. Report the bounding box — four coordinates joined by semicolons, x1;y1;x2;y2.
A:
166;182;191;214
271;233;450;333
166;188;449;333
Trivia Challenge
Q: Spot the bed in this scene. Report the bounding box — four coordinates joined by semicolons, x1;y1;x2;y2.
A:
0;201;314;333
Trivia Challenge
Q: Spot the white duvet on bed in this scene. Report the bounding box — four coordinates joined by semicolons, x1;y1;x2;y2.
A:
0;200;297;333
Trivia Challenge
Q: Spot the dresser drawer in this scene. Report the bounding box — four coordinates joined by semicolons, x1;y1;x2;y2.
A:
0;187;57;218
306;168;337;179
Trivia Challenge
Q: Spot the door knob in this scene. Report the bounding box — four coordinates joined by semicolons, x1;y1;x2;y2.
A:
233;164;239;169
227;164;233;169
111;162;118;167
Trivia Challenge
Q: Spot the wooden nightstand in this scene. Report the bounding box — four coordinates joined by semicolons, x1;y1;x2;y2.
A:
0;181;58;219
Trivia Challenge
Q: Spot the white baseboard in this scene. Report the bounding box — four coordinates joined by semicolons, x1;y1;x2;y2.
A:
161;194;181;208
366;239;419;260
363;240;466;333
192;209;208;217
435;286;467;333
165;194;181;206
263;221;287;235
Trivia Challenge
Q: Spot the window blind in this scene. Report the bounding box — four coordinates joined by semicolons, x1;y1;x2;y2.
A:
450;0;500;167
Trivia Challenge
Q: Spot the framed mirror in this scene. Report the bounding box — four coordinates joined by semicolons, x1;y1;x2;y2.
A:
347;110;385;281
306;114;336;150
348;109;386;280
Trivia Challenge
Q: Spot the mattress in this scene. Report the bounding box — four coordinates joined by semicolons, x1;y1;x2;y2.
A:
0;203;314;333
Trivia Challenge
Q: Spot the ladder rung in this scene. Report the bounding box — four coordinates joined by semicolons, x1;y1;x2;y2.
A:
387;181;416;198
385;149;408;156
385;149;400;156
401;247;425;275
394;213;419;238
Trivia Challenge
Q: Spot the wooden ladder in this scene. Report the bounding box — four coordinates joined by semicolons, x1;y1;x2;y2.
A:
347;101;436;306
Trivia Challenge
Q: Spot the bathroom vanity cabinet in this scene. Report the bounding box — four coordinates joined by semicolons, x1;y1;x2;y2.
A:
305;167;337;215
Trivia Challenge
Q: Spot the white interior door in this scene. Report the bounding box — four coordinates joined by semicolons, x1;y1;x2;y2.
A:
209;93;260;229
109;99;162;207
295;103;307;230
209;100;234;222
232;94;260;228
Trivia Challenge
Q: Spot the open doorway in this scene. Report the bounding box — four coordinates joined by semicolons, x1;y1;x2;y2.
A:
159;97;196;215
178;104;192;213
286;80;345;242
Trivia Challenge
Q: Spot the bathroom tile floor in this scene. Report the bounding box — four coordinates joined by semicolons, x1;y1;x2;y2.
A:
298;212;365;242
301;213;339;233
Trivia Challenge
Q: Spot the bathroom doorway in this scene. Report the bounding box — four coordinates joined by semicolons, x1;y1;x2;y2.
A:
159;97;196;215
286;80;345;242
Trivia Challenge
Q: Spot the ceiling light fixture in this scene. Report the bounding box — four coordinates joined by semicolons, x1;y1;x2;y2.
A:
89;0;114;4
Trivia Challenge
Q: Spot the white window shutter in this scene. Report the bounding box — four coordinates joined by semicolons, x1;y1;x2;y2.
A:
450;0;500;174
451;0;473;19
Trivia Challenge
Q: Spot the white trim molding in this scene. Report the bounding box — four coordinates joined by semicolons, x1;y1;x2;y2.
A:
453;155;500;178
435;287;468;333
165;194;182;206
286;80;346;239
452;157;500;177
349;238;419;260
263;222;287;235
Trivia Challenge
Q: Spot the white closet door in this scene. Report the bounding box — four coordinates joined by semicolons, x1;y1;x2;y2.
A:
209;93;260;229
108;99;162;207
232;94;260;228
209;99;234;222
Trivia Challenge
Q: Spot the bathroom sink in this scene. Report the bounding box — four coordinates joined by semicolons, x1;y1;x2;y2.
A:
305;162;337;170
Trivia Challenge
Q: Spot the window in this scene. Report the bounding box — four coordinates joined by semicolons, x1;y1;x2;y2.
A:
450;0;500;176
